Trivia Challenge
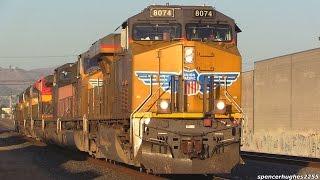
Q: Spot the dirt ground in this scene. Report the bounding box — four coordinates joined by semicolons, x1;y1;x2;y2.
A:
0;119;319;180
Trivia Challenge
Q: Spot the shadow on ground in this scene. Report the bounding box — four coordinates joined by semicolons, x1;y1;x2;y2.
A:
231;158;308;179
0;130;102;180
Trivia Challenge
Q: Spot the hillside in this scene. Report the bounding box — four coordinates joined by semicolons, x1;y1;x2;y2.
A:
0;66;55;97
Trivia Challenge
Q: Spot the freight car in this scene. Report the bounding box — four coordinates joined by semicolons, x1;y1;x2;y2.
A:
242;48;320;159
14;4;244;174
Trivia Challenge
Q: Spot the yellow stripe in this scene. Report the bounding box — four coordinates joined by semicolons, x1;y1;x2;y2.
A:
133;112;204;119
41;95;52;102
134;112;243;119
215;113;243;119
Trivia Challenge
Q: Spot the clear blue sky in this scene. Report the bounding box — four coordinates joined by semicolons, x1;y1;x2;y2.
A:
0;0;319;70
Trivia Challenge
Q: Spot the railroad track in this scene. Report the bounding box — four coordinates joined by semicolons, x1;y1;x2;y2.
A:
86;154;232;180
0;127;232;179
25;135;232;179
49;144;234;180
241;151;320;169
1;128;231;179
31;139;162;179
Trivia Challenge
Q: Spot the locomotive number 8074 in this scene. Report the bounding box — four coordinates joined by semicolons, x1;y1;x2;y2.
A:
194;9;214;17
14;4;243;175
150;8;175;17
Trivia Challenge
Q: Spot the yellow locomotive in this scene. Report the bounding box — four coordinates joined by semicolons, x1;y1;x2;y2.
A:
15;5;243;174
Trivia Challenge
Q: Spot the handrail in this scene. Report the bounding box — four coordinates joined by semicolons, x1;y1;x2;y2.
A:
131;84;164;118
223;76;243;115
130;43;183;144
130;77;154;118
145;86;170;113
129;75;166;143
225;90;243;114
131;44;182;118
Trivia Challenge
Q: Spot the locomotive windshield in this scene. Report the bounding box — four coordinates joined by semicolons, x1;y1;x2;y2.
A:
84;58;100;74
133;23;181;41
186;23;232;42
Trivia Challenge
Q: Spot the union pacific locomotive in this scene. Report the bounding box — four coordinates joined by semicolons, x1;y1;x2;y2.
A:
14;5;243;174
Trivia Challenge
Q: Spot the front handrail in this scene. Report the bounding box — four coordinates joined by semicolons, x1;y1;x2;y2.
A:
131;83;162;118
222;76;243;115
129;75;169;143
224;90;243;114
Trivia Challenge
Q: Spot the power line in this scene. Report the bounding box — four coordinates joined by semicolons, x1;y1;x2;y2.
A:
0;55;77;59
0;83;32;85
0;80;34;82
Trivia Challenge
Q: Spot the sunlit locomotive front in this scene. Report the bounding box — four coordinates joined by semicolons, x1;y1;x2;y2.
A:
13;5;243;175
125;5;243;174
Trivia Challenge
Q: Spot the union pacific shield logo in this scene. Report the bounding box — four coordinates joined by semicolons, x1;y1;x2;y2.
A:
135;70;239;96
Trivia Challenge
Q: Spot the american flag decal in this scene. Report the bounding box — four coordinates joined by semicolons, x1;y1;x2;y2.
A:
185;80;198;95
183;69;199;96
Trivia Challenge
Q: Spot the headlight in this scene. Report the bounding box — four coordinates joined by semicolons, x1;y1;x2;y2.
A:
184;47;194;63
216;101;225;110
159;100;169;110
157;99;171;113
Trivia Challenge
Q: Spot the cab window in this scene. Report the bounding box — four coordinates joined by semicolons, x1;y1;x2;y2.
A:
84;58;100;74
186;23;232;42
133;23;181;41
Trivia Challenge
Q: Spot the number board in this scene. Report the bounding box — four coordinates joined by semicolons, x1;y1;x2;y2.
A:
194;9;214;17
150;8;175;18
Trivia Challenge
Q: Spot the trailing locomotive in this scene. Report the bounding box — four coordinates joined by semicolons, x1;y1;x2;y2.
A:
14;5;243;174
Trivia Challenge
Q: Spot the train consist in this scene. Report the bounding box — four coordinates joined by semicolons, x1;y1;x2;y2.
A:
14;5;243;174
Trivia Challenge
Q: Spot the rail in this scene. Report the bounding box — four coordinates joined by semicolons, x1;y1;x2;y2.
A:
241;151;320;169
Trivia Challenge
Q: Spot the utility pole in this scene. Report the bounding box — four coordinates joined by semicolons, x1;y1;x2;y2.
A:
9;92;12;120
0;96;2;120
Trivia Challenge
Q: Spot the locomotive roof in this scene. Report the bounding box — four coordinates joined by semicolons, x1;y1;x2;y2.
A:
54;62;78;87
123;4;241;33
54;62;76;71
44;74;54;82
34;75;54;88
143;5;219;13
